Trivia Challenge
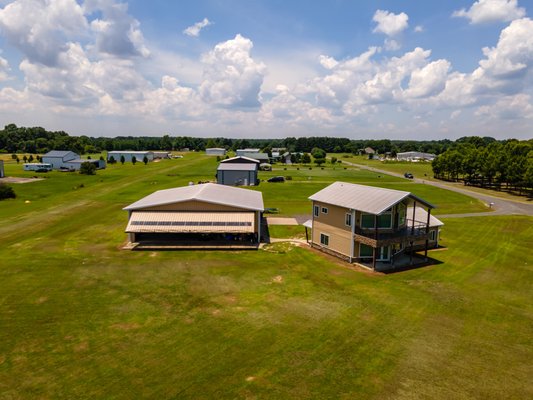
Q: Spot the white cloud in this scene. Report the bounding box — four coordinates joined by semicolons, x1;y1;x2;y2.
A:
405;59;451;98
0;0;88;66
475;93;533;119
319;55;338;70
0;54;10;81
183;18;212;37
372;10;409;36
199;34;266;107
384;39;401;51
89;0;149;58
472;18;533;93
414;25;424;33
453;0;526;24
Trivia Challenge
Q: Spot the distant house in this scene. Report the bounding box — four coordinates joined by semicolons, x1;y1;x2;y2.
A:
42;150;79;169
236;148;260;156
240;152;270;163
281;152;292;164
220;156;260;165
217;163;258;186
40;151;105;171
0;160;4;178
397;151;436;161
153;152;171;159
63;158;105;170
364;147;376;155
123;183;264;249
206;148;227;156
305;182;443;270
107;151;154;163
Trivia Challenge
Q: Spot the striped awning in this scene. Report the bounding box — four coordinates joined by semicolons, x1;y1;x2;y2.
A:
126;212;255;233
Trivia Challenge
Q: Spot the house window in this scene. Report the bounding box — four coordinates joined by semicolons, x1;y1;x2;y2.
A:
377;213;392;228
429;230;436;241
321;207;328;214
359;243;373;258
320;233;329;246
398;203;406;226
314;205;319;217
361;214;375;228
345;213;352;227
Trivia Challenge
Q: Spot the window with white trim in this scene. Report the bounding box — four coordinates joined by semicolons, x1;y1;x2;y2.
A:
314;205;319;217
345;213;352;227
321;207;328;214
429;230;436;241
320;233;329;246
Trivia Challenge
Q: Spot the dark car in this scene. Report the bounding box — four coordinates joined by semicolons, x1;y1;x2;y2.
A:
404;172;414;179
267;176;285;183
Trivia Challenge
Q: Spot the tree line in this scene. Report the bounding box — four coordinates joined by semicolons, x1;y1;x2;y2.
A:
432;137;533;195
1;123;462;156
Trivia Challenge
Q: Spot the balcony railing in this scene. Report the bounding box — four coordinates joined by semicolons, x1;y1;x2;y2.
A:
353;219;430;246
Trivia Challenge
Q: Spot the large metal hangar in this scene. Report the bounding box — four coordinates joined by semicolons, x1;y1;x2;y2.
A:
123;183;264;249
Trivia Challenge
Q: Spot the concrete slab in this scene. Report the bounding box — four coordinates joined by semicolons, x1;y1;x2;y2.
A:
266;217;299;225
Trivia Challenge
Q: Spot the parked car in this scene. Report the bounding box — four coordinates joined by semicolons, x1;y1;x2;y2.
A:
267;176;285;183
404;172;414;179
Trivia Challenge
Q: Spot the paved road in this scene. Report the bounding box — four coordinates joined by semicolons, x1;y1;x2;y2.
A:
341;160;533;217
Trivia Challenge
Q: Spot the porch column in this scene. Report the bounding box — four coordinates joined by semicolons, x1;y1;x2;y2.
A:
349;209;355;263
257;212;261;244
424;208;431;258
411;201;417;235
373;214;378;270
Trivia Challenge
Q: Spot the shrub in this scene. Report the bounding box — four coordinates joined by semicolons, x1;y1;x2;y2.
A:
0;184;16;200
285;176;292;180
132;156;137;165
120;155;125;165
79;162;96;175
143;156;148;165
108;155;116;164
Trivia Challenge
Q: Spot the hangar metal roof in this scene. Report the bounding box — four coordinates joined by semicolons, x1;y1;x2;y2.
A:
217;163;257;171
309;182;434;215
219;156;260;164
42;150;78;159
124;183;264;211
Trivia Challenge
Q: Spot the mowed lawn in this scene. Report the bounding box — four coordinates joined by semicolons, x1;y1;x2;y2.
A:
1;153;530;399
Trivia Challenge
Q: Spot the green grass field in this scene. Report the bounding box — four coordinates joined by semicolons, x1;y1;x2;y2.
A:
1;153;531;399
335;154;435;179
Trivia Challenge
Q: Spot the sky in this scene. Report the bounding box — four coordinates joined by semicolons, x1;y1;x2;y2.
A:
0;0;532;140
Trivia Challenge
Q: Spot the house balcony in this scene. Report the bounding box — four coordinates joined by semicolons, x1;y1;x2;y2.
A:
353;220;430;248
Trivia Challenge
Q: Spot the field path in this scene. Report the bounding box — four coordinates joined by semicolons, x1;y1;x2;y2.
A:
341;160;533;217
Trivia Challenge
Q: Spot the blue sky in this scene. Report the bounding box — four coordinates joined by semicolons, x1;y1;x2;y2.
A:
0;0;532;139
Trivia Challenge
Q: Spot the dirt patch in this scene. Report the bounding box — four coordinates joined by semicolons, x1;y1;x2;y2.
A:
271;275;284;283
245;376;255;382
0;177;44;184
73;341;89;352
36;296;48;304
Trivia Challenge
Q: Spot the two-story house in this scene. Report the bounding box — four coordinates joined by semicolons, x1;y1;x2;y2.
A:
306;182;443;270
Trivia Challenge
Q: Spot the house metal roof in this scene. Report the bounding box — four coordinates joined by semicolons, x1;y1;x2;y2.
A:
309;182;435;215
407;207;444;227
217;163;257;171
124;183;264;211
43;150;77;158
219;156;260;164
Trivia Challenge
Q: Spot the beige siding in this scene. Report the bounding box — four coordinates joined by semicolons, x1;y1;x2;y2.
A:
142;200;245;212
312;220;352;257
313;202;352;232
